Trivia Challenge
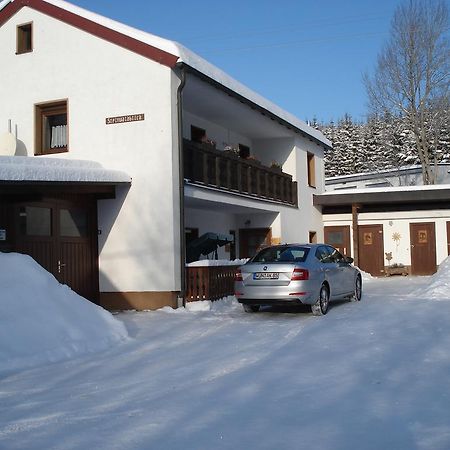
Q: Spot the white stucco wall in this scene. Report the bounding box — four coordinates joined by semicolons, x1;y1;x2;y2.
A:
324;211;450;267
0;8;181;292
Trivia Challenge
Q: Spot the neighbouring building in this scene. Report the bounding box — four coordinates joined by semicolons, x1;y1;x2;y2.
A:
0;0;331;309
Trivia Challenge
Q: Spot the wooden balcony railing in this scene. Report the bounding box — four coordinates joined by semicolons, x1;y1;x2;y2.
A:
184;140;298;206
186;265;239;302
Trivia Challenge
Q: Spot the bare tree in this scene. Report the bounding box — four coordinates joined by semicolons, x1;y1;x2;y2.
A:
364;0;449;184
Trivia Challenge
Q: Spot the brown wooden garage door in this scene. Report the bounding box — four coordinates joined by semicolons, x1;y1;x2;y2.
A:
324;225;351;257
447;221;450;256
410;222;436;275
358;224;384;276
15;198;99;302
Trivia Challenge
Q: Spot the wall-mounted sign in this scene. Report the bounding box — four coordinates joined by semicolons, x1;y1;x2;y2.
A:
0;229;6;241
106;114;145;125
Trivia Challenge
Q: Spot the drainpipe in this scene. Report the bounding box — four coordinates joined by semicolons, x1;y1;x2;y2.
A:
177;65;187;307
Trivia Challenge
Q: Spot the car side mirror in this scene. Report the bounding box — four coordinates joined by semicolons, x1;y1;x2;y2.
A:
344;256;354;264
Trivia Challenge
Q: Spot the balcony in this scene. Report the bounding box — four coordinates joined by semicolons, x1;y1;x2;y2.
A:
183;140;298;206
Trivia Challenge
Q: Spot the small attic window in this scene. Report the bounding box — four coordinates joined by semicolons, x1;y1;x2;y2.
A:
17;23;33;54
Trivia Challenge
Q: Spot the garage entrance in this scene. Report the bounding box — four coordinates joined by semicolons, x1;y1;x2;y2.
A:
14;197;99;301
358;224;384;276
410;222;436;275
324;225;351;257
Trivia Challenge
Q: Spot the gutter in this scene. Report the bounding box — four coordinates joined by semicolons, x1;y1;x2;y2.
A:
177;65;187;307
0;0;11;12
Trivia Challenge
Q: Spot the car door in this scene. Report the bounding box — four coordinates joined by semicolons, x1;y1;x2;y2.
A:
328;246;354;295
315;246;342;296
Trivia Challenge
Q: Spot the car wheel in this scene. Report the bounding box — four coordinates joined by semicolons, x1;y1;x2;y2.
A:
311;285;329;316
243;304;260;313
350;275;362;302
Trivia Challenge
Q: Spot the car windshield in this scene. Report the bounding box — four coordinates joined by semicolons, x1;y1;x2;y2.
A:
251;246;309;263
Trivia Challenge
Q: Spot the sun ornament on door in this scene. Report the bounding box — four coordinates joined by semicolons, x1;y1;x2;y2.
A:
418;230;428;244
363;232;373;245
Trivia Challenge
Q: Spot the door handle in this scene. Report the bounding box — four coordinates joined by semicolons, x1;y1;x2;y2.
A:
58;260;66;274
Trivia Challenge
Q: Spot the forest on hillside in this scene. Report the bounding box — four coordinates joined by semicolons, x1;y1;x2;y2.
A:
317;114;450;178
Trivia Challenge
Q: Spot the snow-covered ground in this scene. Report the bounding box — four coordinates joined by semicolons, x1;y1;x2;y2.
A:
1;263;450;449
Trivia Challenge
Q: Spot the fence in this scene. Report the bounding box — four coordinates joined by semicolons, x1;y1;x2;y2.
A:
185;265;240;302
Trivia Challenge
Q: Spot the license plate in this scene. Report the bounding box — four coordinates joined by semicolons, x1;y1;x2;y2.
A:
253;272;279;280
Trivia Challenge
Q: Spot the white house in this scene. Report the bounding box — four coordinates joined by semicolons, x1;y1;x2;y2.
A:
0;0;331;309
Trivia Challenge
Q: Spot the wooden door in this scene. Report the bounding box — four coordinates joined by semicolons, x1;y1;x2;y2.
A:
410;222;436;275
239;228;272;258
358;224;384;276
447;222;450;256
15;199;99;302
324;225;351;256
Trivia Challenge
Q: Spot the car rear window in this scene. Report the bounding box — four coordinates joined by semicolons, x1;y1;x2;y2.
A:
251;246;309;263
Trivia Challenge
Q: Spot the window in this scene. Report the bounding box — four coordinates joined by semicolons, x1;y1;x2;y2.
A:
238;144;250;159
307;152;316;187
59;208;87;237
309;231;317;243
35;100;68;155
17;23;33;54
19;206;51;236
191;126;206;143
252;246;309;263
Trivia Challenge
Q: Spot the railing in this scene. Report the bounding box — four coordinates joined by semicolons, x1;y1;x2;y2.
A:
184;140;298;206
186;265;240;302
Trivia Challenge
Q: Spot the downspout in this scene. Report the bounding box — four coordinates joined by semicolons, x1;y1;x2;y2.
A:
177;65;187;307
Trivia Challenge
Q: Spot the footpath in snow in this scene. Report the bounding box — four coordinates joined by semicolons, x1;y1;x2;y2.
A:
1;254;450;449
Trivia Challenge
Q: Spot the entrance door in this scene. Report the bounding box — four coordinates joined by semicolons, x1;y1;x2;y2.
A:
447;222;450;256
410;222;436;275
15;199;99;301
239;228;272;258
358;224;384;276
324;225;351;256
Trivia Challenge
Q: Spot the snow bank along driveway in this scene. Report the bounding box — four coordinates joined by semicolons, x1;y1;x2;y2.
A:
1;275;450;449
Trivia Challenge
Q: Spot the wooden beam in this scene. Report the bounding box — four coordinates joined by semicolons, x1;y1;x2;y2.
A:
352;204;361;267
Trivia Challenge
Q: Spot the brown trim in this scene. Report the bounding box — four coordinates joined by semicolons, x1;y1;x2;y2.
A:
0;0;178;67
16;21;33;54
35;99;69;155
99;291;178;311
307;152;316;188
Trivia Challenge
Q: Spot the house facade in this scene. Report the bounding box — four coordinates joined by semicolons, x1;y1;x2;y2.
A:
0;0;331;309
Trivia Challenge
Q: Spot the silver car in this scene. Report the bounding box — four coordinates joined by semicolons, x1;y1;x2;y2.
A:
235;243;362;315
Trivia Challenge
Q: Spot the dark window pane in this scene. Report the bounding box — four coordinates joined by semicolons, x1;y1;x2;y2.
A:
60;208;87;237
327;231;343;246
19;206;51;236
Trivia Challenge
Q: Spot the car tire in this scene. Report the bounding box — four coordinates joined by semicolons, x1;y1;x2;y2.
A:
243;304;260;313
350;275;362;302
311;285;329;316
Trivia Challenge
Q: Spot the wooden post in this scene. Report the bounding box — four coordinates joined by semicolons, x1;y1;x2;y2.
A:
352;204;361;267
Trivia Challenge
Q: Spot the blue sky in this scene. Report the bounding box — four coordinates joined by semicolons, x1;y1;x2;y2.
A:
69;0;400;124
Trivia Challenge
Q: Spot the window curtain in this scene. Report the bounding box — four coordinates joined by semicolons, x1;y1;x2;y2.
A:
50;125;67;148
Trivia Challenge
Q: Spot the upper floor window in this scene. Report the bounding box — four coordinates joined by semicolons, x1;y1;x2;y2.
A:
35;100;68;155
307;152;316;188
17;23;33;54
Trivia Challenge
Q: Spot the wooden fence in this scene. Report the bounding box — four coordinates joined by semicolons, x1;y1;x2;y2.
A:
185;265;241;302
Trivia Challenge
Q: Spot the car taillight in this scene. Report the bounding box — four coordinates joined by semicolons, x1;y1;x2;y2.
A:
235;268;243;282
291;268;309;281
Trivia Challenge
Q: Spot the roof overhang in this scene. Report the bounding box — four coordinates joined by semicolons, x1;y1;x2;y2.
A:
0;155;131;198
314;185;450;212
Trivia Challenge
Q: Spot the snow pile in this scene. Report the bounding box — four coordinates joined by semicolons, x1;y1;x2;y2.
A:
0;252;128;373
186;258;248;267
411;256;450;300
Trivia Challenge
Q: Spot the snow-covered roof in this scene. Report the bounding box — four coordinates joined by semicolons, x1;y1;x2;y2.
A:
0;0;331;148
0;155;131;183
320;183;450;196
